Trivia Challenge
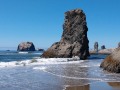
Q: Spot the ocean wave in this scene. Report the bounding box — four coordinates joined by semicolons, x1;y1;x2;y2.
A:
33;66;115;81
33;66;47;70
18;52;29;54
0;58;85;68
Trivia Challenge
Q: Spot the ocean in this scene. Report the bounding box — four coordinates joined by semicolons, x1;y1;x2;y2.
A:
0;51;120;90
0;50;42;62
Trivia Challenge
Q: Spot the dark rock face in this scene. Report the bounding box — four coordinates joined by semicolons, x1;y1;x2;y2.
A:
101;45;106;50
42;9;89;59
100;48;120;73
94;42;98;52
17;42;35;51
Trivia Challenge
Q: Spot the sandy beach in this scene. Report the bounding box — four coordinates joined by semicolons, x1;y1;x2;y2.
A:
0;58;120;90
65;82;120;90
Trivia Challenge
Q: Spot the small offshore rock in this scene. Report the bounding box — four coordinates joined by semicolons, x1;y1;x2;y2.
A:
17;42;35;51
37;48;44;52
101;45;106;50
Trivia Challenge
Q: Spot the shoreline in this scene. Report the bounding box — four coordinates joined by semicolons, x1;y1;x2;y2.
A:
0;57;120;90
89;48;116;55
90;53;110;55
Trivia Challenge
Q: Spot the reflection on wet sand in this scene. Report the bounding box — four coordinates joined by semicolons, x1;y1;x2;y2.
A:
108;82;120;88
65;82;120;90
40;62;120;90
65;85;89;90
63;63;90;90
62;64;90;86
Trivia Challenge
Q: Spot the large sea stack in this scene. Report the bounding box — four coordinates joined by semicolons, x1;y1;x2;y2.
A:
100;48;120;73
17;42;35;51
42;9;89;59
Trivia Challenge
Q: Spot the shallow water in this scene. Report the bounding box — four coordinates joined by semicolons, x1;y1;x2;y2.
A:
0;51;42;62
0;52;120;90
0;57;120;90
65;82;120;90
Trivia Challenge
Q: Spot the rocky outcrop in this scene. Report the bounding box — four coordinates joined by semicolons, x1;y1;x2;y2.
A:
94;42;98;52
98;49;115;54
17;42;35;51
100;48;120;73
41;9;89;59
89;50;97;54
90;48;115;55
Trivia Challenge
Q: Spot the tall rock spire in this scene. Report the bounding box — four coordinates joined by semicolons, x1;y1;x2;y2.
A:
42;9;89;60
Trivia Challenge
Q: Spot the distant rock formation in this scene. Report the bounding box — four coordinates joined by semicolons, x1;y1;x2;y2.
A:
101;45;106;50
98;49;114;54
118;42;120;48
94;42;98;52
100;48;120;73
41;9;89;59
90;48;115;55
37;48;44;52
17;42;35;51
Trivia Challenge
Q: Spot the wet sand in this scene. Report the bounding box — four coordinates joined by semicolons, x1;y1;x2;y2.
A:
1;59;120;90
65;82;120;90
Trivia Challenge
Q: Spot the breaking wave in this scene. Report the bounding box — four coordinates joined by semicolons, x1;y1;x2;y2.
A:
0;58;85;68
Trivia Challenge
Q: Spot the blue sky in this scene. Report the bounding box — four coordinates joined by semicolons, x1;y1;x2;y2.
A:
0;0;120;50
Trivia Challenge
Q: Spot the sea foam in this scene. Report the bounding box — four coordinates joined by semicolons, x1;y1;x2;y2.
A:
0;58;84;68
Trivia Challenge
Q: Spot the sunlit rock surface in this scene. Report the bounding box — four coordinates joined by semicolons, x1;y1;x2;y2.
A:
42;9;89;60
